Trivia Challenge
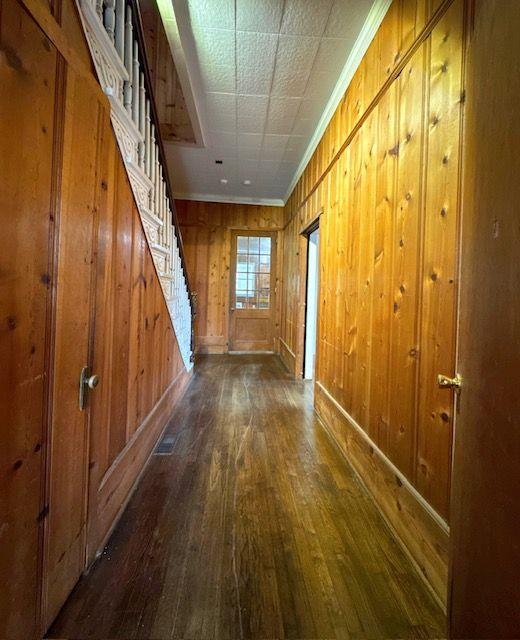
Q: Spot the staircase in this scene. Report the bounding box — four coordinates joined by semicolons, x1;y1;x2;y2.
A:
77;0;194;368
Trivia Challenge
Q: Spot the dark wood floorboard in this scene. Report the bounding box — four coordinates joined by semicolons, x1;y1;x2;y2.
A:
48;354;445;639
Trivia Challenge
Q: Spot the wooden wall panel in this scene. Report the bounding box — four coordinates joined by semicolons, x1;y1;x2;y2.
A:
177;200;284;353
0;1;59;636
140;0;195;144
43;63;107;628
1;0;193;635
280;0;466;605
87;152;190;559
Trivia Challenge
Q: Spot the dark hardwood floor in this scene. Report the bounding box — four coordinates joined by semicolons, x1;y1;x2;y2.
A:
48;355;445;639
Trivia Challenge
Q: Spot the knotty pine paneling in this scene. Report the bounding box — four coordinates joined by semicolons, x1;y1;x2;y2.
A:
281;0;464;532
87;129;189;561
0;0;60;635
1;0;192;634
177;200;284;354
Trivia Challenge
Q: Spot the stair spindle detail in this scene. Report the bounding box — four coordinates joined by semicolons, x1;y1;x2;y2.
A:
78;0;194;368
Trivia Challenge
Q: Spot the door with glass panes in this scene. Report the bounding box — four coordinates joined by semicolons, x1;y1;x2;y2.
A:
229;231;276;351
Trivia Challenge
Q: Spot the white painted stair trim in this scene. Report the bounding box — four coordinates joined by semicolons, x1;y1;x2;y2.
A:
77;0;193;370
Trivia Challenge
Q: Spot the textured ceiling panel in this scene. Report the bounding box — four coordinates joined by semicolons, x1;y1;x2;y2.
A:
165;0;379;204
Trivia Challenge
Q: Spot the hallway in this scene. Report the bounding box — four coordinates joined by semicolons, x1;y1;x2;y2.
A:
49;355;444;639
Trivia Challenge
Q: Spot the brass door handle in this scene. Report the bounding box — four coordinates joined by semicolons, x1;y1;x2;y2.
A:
437;372;462;392
87;374;99;389
79;366;100;410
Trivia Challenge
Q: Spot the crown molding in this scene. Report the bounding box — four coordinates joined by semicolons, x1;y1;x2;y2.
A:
173;192;285;207
284;0;392;203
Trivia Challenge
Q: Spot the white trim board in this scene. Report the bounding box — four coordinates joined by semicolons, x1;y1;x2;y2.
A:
173;192;285;207
283;0;392;203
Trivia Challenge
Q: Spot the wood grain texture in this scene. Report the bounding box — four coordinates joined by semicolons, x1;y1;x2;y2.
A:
140;0;195;144
449;1;520;636
176;200;284;354
1;0;194;635
43;63;106;629
279;0;466;603
86;129;190;564
49;354;445;640
0;1;59;635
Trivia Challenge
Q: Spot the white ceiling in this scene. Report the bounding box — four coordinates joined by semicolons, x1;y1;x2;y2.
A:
163;0;386;205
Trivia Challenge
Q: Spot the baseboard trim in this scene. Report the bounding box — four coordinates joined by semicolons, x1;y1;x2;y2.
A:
314;381;449;610
90;365;193;561
279;338;296;375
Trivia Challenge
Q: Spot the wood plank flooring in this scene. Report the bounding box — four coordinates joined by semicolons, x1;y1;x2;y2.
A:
48;355;445;639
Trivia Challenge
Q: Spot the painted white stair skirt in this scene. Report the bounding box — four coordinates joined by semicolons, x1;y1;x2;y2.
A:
77;0;193;369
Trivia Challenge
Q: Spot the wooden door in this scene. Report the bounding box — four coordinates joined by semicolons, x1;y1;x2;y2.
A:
42;67;108;628
449;1;520;637
229;231;277;351
0;1;59;636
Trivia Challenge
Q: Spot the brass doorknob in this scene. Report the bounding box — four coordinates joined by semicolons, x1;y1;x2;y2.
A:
437;373;462;392
87;374;99;389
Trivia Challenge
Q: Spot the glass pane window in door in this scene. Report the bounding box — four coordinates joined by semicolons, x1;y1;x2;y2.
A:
235;235;271;309
260;236;271;255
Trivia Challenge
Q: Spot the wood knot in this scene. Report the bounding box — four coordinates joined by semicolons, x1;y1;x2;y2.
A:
430;272;438;282
13;459;23;470
388;142;400;157
440;207;447;217
6;316;16;331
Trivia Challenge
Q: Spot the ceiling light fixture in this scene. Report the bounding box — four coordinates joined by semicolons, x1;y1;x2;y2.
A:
220;178;228;184
243;180;251;185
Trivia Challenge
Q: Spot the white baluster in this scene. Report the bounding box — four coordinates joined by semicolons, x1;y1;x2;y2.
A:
103;0;115;40
123;5;133;112
132;42;139;125
115;0;125;60
145;100;151;179
96;0;103;20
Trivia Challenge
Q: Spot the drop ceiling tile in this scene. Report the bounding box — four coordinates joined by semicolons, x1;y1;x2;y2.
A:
187;0;235;31
260;147;287;162
237;65;273;95
304;69;335;102
324;0;373;38
280;0;334;36
237;94;269;119
271;35;320;96
265;115;297;135
237;32;278;69
236;0;284;33
170;0;376;202
297;98;323;120
262;133;289;150
237;132;263;150
199;64;236;93
237;116;264;134
192;28;235;67
313;38;349;74
291;117;315;136
268;96;302;120
207;131;237;149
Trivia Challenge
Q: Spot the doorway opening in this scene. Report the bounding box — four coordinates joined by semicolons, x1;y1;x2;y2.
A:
303;226;319;380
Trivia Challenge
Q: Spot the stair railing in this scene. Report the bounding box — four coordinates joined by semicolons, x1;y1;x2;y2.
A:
78;0;194;367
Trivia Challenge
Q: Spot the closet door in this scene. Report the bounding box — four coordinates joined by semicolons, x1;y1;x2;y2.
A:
0;0;59;637
42;66;109;629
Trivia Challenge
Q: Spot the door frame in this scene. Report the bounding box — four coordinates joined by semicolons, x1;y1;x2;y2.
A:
228;229;277;352
295;209;323;378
